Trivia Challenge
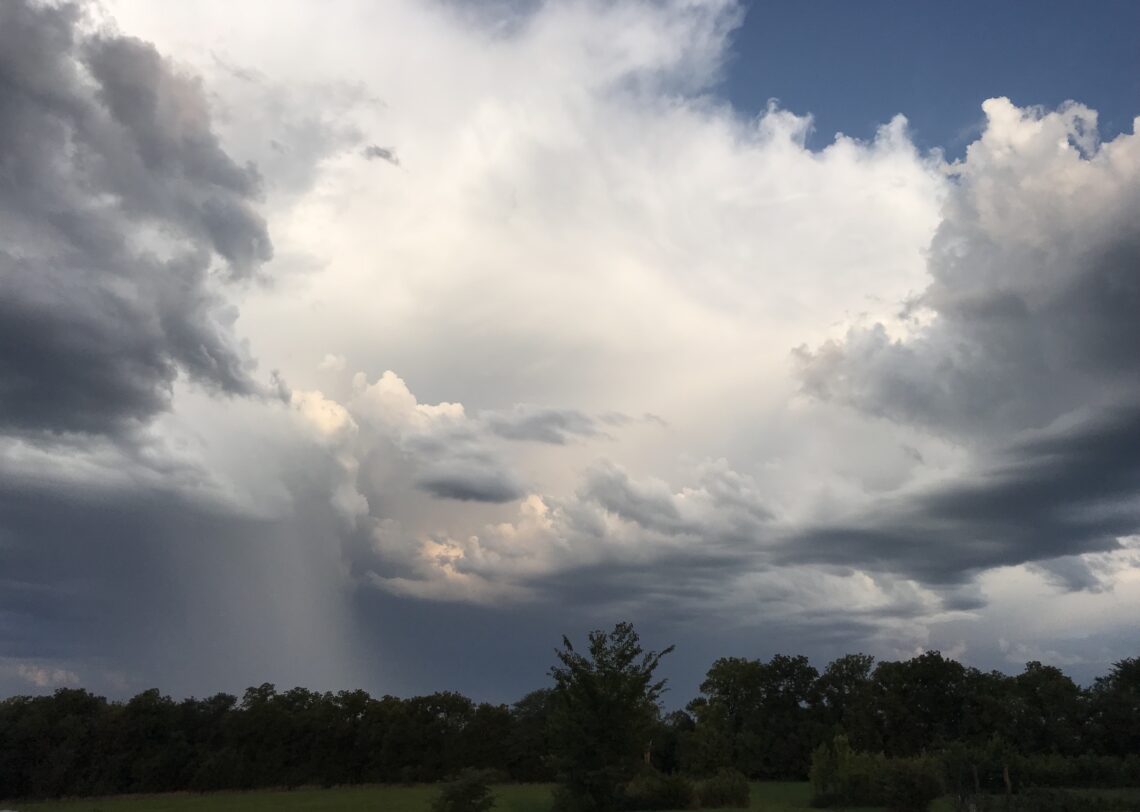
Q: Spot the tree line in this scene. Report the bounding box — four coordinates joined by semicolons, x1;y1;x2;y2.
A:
1;625;1138;801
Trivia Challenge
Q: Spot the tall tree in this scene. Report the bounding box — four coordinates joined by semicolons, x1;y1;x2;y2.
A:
548;622;674;812
690;654;820;778
1090;657;1140;757
816;653;877;750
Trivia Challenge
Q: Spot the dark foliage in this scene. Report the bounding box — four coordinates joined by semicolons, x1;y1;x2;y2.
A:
0;685;526;799
432;769;497;812
1;636;1138;802
879;759;944;812
621;769;697;811
547;622;674;812
1006;788;1140;812
809;737;942;812
694;769;750;808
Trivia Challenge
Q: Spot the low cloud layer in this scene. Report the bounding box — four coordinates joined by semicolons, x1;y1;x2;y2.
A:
1;0;1137;699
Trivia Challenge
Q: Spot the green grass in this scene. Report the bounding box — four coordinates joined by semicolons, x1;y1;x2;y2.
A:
7;783;552;812
13;780;1118;812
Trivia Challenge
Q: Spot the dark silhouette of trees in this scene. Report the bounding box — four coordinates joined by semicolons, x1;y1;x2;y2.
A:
686;654;820;778
508;689;557;781
1090;657;1140;757
0;632;1138;802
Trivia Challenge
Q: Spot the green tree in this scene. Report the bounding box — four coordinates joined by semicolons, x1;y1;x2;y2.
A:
548;622;674;812
871;652;967;756
690;654;820;778
1090;657;1140;757
507;689;556;781
816;653;876;748
1010;661;1083;755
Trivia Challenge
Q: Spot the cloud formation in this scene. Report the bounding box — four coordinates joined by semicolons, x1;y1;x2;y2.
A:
2;0;1138;699
794;99;1140;587
0;0;272;438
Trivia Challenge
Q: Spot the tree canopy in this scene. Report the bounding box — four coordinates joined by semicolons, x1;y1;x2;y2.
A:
1;632;1138;802
548;622;674;812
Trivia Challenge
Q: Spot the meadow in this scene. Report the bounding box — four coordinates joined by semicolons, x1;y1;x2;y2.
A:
5;782;959;812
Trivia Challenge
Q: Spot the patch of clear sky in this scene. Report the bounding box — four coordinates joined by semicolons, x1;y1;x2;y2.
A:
719;0;1140;157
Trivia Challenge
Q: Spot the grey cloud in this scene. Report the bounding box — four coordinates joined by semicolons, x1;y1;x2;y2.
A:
414;460;524;503
578;460;774;543
790;103;1140;583
0;0;271;437
784;404;1140;585
1031;557;1111;594
388;422;527;504
796;104;1140;442
363;144;400;165
580;463;686;533
0;470;361;698
485;405;601;444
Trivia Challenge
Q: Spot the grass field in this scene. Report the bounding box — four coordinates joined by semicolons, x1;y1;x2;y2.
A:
0;781;960;812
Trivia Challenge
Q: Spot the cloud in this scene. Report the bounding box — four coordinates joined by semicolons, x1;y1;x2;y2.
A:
363;144;400;165
415;462;524;503
4;0;1138;699
485;405;601;444
0;0;272;438
1;662;80;689
796;99;1140;441
790;99;1140;589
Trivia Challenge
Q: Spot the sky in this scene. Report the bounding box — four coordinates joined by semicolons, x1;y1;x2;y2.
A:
1;0;1139;704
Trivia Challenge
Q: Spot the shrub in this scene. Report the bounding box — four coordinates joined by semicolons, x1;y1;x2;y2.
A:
879;758;944;812
695;769;750;808
622;769;697;810
810;735;887;807
432;769;497;812
551;783;600;812
811;736;943;812
1006;788;1119;812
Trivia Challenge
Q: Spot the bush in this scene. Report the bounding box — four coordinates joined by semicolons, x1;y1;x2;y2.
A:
551;783;600;812
622;769;697;810
432;769;497;812
695;769;750;808
1004;788;1140;812
810;736;942;812
879;758;944;812
810;735;887;807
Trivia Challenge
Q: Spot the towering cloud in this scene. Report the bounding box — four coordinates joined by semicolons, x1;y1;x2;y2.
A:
794;99;1140;589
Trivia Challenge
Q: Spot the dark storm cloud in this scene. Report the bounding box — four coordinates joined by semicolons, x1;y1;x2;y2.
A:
384;419;528;504
796;113;1140;441
785;404;1140;586
362;144;400;165
792;103;1140;584
414;461;524;503
580;463;686;533
0;0;272;437
0;436;365;697
1031;557;1111;594
577;460;774;543
484;405;600;444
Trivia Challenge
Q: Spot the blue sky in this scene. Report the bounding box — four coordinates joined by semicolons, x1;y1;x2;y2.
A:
721;0;1140;154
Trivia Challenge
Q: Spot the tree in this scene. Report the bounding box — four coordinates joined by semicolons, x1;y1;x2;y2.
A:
547;622;674;812
816;653;876;748
507;689;557;781
1090;657;1140;757
871;652;967;756
1010;661;1083;755
690;654;820;778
